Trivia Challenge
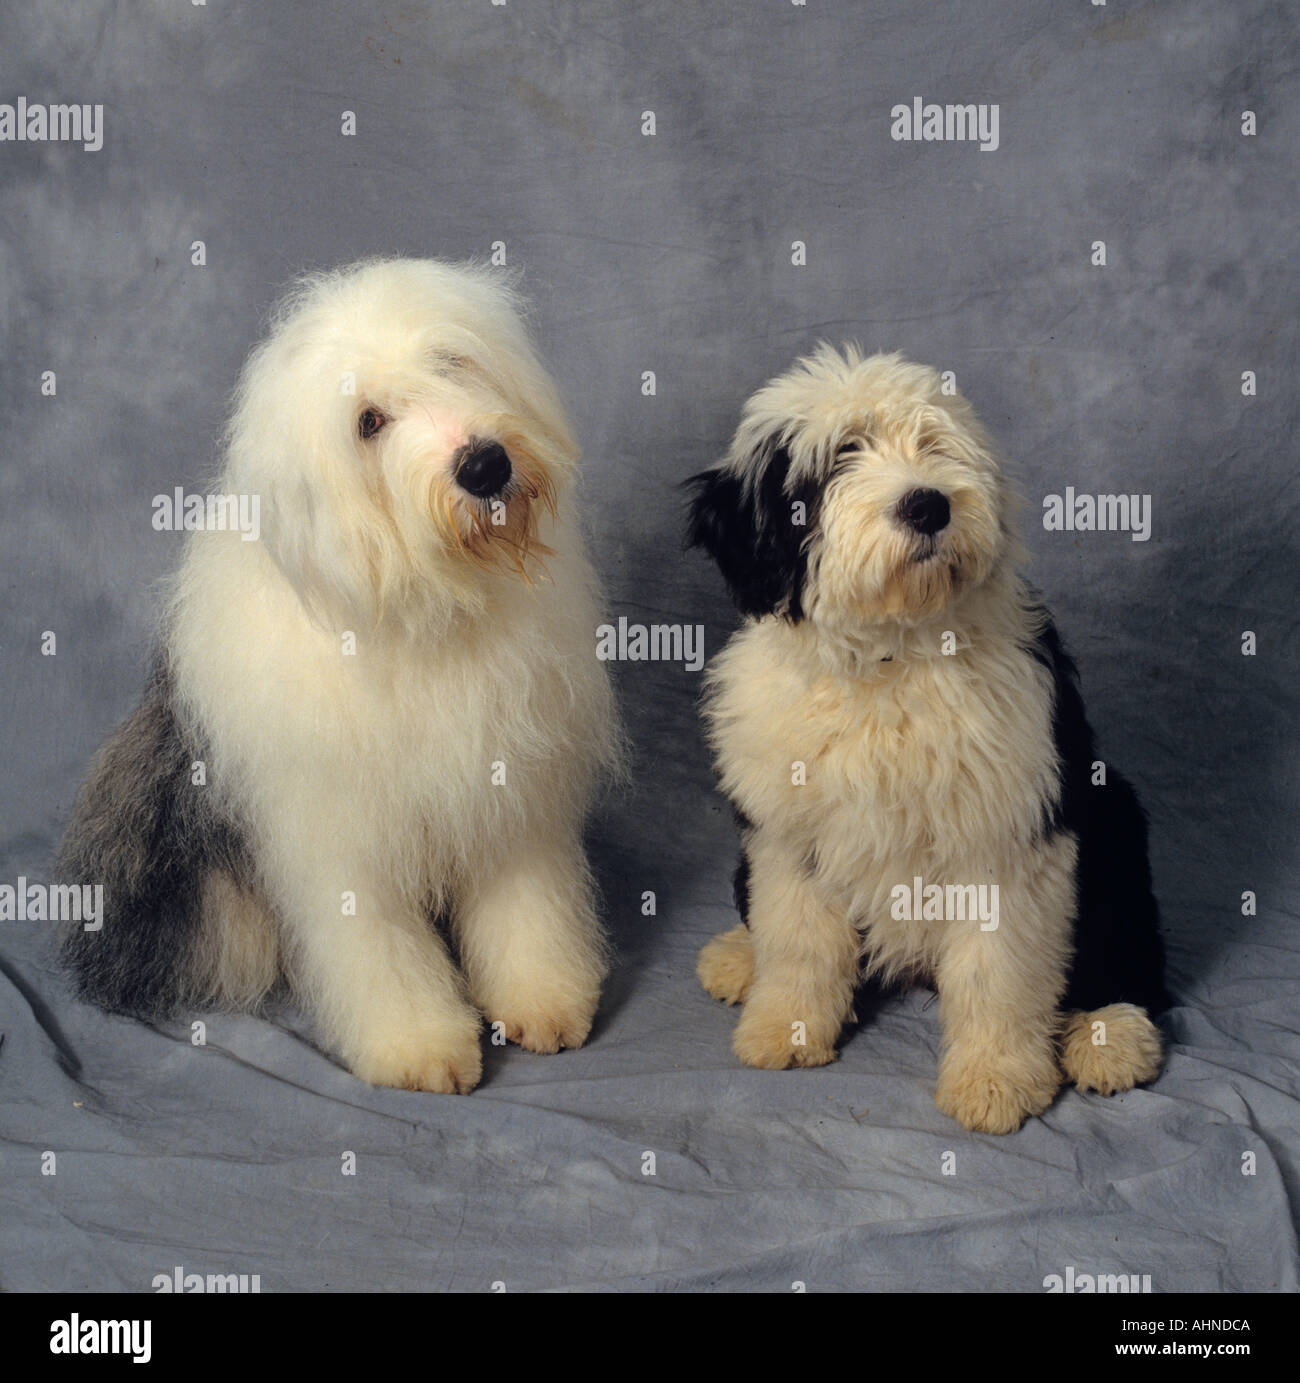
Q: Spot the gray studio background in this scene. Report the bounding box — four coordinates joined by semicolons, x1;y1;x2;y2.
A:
2;1;1297;1291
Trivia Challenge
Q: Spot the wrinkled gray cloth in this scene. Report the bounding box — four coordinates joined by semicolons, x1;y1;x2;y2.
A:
2;1;1297;1292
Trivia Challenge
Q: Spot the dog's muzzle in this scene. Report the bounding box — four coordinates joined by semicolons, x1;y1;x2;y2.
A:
453;438;513;498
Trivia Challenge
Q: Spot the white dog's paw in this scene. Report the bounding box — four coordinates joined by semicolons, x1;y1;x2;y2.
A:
732;997;841;1070
348;1028;484;1094
698;924;754;1005
935;1049;1061;1134
489;997;596;1054
1059;1003;1163;1095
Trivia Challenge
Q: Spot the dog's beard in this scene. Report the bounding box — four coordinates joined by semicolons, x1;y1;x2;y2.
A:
429;429;559;582
809;520;996;631
876;532;967;619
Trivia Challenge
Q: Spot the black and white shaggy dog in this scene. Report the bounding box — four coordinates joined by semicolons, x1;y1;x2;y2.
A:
686;347;1167;1133
58;258;618;1094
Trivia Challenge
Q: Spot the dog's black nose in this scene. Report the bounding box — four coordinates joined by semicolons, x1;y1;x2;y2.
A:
897;488;950;536
453;439;512;498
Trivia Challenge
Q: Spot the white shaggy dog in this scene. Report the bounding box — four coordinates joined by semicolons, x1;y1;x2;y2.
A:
687;347;1167;1134
59;258;618;1094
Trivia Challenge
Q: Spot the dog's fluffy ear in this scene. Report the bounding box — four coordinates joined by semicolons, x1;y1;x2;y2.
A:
684;439;815;621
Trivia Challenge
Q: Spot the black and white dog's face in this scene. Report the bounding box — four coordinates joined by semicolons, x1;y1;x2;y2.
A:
687;346;1012;630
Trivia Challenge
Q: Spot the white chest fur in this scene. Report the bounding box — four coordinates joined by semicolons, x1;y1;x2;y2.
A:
704;611;1060;891
168;530;613;888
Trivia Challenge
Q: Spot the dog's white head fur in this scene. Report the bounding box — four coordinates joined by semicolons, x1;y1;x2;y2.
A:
223;258;576;631
688;346;1021;650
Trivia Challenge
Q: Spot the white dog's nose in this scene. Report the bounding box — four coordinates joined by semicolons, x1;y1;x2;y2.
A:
897;488;950;536
453;439;512;498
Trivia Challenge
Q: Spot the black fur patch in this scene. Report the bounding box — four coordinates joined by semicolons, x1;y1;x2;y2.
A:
56;656;255;1018
684;442;821;620
733;849;752;926
1031;617;1170;1015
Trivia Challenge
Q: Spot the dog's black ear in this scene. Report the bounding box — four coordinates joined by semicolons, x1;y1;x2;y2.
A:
684;442;815;620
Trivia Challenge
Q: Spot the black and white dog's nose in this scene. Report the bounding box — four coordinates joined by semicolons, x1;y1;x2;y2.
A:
453;439;512;498
897;488;950;536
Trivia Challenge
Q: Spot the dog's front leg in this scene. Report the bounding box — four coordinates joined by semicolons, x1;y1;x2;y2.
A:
732;829;859;1069
933;849;1074;1133
273;852;483;1094
453;829;607;1054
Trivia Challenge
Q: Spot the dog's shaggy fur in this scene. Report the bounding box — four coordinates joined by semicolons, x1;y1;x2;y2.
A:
59;258;618;1093
687;346;1167;1133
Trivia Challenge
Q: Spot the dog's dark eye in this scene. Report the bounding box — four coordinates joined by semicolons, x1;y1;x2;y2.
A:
358;408;387;440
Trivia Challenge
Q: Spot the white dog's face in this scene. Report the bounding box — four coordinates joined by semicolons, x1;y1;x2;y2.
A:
687;346;1012;631
224;258;577;628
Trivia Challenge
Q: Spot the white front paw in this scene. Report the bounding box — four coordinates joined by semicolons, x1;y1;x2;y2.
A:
347;1023;483;1094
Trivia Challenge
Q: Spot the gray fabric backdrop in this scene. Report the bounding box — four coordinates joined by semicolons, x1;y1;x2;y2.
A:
2;0;1297;1292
